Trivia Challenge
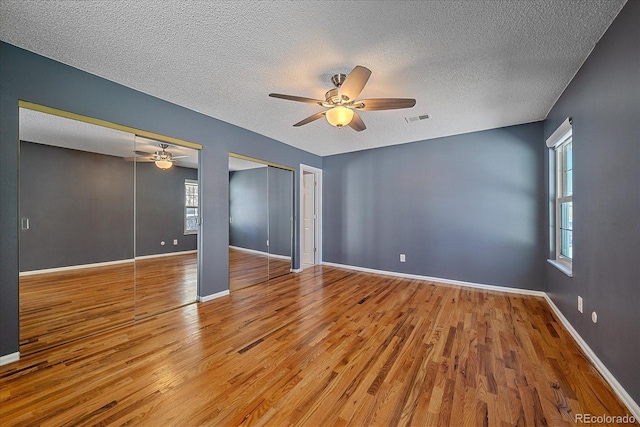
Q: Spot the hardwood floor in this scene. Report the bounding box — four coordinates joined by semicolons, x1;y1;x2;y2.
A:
229;247;291;291
134;253;198;319
4;266;634;426
19;253;197;355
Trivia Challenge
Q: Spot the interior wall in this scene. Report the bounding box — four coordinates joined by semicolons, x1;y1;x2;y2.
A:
229;168;268;253
229;167;292;257
19;141;134;271
136;162;197;257
267;167;293;258
544;0;639;403
323;121;546;290
0;41;322;358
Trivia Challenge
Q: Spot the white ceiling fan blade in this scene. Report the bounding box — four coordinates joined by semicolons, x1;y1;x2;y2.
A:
338;66;371;102
293;111;326;127
348;111;366;132
269;93;324;105
354;98;416;111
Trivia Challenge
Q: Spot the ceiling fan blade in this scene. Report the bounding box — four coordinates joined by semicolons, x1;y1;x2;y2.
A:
338;66;371;102
354;98;416;111
269;93;323;105
293;111;326;127
171;155;190;159
124;157;153;162
348;111;366;132
134;150;153;156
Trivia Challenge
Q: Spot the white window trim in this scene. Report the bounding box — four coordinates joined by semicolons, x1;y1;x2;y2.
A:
547;118;573;276
184;178;199;235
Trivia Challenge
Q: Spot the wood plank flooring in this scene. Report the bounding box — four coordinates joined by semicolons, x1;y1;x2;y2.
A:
134;253;198;319
19;253;197;355
4;266;634;426
229;247;291;291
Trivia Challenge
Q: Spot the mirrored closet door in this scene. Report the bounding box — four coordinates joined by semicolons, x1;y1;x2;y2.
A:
228;155;293;291
133;136;200;319
18;105;200;355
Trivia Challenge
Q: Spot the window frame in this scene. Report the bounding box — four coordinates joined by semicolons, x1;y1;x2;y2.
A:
546;118;573;276
555;136;573;268
184;178;199;235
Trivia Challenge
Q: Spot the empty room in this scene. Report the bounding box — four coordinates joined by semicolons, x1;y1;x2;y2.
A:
0;1;638;426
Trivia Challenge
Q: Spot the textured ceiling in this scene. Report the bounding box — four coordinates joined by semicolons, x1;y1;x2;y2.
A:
1;1;626;156
20;108;199;168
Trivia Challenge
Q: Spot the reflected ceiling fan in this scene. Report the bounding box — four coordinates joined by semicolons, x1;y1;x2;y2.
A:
125;142;188;170
269;66;416;131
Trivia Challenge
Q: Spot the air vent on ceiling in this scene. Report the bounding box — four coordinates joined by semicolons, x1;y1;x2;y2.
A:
405;114;430;123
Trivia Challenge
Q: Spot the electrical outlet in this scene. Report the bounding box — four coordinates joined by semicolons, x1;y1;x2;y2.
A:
400;254;406;262
173;239;178;245
578;296;583;313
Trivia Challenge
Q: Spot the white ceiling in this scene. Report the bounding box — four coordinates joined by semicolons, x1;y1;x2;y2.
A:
19;108;199;168
1;1;626;156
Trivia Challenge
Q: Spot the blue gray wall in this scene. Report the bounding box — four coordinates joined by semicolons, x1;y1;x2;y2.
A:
19;141;134;271
544;0;639;404
323;122;546;291
268;166;294;258
136;162;198;257
229;168;269;253
0;41;321;357
229;166;293;257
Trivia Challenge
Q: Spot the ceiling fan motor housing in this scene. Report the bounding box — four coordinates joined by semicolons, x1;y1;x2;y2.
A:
331;73;347;88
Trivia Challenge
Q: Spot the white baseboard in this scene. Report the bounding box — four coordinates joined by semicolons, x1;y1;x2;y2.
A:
198;290;230;302
229;245;268;257
135;250;197;260
20;259;134;276
322;262;546;297
229;245;291;261
291;268;303;273
543;295;640;420
0;352;20;366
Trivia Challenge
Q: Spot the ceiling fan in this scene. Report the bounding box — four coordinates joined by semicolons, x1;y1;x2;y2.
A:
126;142;188;170
269;66;416;131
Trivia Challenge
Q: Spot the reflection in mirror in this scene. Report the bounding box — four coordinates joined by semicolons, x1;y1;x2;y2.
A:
267;166;293;280
229;157;269;290
133;136;199;319
18;107;135;354
228;156;293;291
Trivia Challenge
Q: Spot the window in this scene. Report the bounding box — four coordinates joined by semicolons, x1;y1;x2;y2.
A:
185;179;199;234
547;118;573;275
556;137;573;261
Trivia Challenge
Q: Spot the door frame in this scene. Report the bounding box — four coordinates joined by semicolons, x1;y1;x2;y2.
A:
299;164;322;269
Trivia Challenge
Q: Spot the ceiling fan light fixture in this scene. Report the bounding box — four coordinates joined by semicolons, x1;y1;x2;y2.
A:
325;106;354;127
155;159;173;170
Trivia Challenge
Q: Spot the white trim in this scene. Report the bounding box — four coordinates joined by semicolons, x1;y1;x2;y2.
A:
299;164;323;269
543;295;640;420
547;259;573;277
0;352;20;366
19;259;134;276
197;290;229;302
269;253;292;261
290;268;303;273
322;262;546;297
229;245;291;261
546;117;572;148
135;250;198;260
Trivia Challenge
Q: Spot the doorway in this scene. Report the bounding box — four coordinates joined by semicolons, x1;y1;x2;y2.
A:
300;164;322;269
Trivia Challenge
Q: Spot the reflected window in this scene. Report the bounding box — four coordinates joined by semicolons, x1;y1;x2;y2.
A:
185;179;199;234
